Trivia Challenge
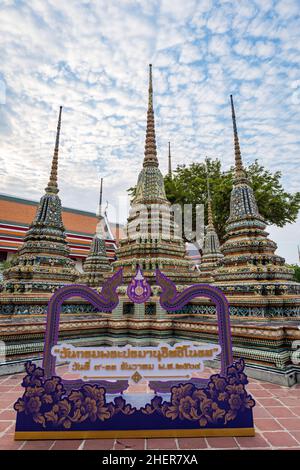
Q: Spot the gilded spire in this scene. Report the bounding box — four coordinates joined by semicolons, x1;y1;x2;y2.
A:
98;177;103;218
200;158;223;276
230;95;246;181
143;64;159;168
45;106;62;194
168;141;172;178
205;158;214;228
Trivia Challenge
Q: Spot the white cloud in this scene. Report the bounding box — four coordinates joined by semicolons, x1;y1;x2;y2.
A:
275;0;300;19
179;42;202;64
209;35;230;57
233;39;254;56
255;40;277;58
206;7;232;33
160;0;197;22
0;0;299;263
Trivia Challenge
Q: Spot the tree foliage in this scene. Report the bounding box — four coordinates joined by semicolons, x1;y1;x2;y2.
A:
164;159;300;243
290;265;300;283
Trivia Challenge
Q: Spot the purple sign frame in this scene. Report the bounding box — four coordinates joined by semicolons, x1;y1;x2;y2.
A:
14;269;255;440
156;270;233;375
43;269;123;380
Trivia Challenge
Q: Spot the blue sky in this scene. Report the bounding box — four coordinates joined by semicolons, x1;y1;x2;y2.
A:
0;0;299;262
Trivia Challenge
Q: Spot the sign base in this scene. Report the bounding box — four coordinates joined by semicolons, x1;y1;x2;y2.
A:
15;427;255;440
14;359;255;441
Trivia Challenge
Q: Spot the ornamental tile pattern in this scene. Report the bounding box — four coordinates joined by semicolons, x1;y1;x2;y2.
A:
80;217;112;287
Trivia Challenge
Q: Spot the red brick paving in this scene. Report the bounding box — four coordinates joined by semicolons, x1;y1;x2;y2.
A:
290;431;300;443
249;389;273;398
253;406;272;418
277;418;300;430
22;440;55;450
257;398;282;407
262;431;299;448
263;383;286;390
0;368;299;450
206;437;238;449
147;438;178;449
0;422;14;433
82;439;114;450
115;439;145;450
247;384;263;390
255;418;284;431
51;440;83;450
278;398;299;406
267;407;297;418
235;434;270;448
177;437;208;449
289;407;300;416
0;410;16;420
0;436;25;451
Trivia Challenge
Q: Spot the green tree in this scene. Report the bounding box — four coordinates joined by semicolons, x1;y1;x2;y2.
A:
166;159;300;242
290;265;300;283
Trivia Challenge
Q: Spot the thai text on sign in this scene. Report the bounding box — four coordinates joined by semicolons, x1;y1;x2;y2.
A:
51;342;221;382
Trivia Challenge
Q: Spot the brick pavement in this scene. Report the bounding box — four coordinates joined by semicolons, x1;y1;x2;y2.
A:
0;367;299;450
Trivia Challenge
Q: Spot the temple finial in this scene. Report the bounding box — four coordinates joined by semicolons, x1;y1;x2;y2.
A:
45;106;62;194
143;64;158;168
148;63;153;107
205;158;214;228
168;141;172;178
98;177;103;218
230;95;246;181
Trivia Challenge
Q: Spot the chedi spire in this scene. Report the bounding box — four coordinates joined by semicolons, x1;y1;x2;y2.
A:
230;95;247;183
113;64;200;286
45;106;62;194
215;97;294;286
81;178;112;287
199;159;223;280
2;106;78;294
98;177;103;218
206;164;214;229
143;64;159;168
168;141;172;178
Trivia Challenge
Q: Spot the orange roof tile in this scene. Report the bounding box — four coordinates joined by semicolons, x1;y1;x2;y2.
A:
0;194;124;238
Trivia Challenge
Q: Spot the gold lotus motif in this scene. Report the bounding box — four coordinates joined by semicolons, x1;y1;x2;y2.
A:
135;285;144;296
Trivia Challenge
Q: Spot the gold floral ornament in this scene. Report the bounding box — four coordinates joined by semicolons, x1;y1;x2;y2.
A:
14;362;136;429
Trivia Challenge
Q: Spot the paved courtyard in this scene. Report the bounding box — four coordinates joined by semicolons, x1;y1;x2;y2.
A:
0;366;300;451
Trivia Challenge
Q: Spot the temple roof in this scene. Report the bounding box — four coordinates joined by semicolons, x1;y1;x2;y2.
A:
0;194;123;260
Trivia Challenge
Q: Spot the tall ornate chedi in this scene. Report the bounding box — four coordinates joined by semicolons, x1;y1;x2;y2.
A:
2;107;78;294
215;96;294;285
167;141;172;178
199;161;223;281
80;178;112;287
114;65;199;285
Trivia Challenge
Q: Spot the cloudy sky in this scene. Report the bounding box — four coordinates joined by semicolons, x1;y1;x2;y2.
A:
0;0;299;262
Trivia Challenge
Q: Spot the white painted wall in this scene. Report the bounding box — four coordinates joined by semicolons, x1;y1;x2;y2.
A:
75;258;84;273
